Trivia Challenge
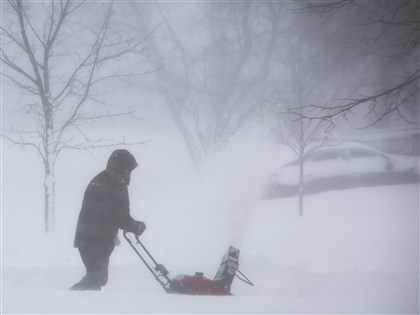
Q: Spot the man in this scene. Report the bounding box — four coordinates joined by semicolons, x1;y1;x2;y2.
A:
70;149;146;290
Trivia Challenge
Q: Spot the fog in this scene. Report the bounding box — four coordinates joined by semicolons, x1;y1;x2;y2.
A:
1;1;419;314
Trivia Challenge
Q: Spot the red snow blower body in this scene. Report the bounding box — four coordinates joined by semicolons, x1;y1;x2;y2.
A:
169;273;232;295
123;231;253;295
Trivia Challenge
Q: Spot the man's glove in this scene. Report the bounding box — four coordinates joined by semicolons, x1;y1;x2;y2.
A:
134;221;147;236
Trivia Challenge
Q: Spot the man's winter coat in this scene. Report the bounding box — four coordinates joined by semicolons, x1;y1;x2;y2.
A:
74;150;140;251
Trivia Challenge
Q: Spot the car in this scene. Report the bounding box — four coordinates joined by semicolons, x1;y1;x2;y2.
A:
263;142;420;198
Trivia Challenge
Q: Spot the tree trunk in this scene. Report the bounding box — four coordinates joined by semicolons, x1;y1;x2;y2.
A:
43;164;55;233
43;120;56;233
298;157;304;216
167;96;203;168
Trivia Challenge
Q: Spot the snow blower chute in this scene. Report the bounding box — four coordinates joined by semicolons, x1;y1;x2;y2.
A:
123;231;253;295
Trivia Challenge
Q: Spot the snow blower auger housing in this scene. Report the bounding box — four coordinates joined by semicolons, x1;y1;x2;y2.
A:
123;231;253;295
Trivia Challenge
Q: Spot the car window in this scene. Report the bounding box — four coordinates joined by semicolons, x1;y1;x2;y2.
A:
311;151;341;162
347;149;379;158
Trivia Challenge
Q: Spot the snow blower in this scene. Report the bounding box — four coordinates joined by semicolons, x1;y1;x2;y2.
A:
123;231;254;295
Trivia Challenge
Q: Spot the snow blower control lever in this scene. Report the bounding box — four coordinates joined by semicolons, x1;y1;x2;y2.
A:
123;231;253;295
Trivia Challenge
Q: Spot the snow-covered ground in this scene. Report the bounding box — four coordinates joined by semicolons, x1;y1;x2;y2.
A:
2;133;419;314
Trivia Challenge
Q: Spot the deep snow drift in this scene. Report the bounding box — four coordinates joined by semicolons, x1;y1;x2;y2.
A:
2;132;419;314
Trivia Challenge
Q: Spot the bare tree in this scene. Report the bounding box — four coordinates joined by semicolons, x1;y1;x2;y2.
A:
1;0;149;233
268;24;333;216
126;1;282;167
274;114;330;216
299;0;419;125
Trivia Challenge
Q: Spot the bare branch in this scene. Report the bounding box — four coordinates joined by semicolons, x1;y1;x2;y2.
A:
299;0;356;16
299;0;420;125
296;70;419;124
57;138;149;155
89;65;163;87
1;71;39;94
2;131;45;161
1;48;38;84
1;24;26;52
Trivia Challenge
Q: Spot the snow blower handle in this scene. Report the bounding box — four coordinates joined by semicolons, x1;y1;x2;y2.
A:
123;231;172;293
129;232;169;277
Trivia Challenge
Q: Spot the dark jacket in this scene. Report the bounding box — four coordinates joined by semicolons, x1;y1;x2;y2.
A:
74;150;139;250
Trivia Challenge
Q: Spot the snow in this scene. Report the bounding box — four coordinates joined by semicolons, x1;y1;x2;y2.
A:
2;290;416;314
1;132;419;314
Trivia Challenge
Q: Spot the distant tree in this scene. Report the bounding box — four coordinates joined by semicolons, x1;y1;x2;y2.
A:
299;0;419;126
267;18;333;216
274;111;330;217
126;1;283;167
1;0;149;233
